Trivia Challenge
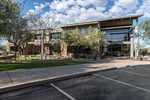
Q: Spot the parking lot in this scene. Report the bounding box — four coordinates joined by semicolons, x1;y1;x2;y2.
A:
1;64;150;100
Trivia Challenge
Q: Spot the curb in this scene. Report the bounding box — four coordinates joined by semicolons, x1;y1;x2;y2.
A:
0;67;117;94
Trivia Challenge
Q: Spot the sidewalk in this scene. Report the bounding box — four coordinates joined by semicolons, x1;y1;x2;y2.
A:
0;59;150;88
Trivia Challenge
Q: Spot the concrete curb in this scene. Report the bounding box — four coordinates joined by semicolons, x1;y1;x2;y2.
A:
0;67;117;94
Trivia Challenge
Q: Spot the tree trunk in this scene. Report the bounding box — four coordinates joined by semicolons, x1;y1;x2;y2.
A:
13;44;18;62
61;41;68;58
99;44;103;59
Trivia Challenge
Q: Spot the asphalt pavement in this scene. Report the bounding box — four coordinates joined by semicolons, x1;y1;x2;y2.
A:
1;65;150;100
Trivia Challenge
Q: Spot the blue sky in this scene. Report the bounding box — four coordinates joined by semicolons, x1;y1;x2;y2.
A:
0;38;7;46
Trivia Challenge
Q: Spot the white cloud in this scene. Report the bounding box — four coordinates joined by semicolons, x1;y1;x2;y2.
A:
35;4;45;12
77;0;107;7
67;5;80;17
117;0;139;9
26;9;35;16
26;3;48;17
25;0;150;28
46;0;109;25
136;0;150;19
108;0;140;17
50;0;70;12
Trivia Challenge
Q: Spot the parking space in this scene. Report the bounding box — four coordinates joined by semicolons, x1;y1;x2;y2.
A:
97;69;150;89
121;65;150;77
54;75;150;100
0;85;68;100
1;65;150;100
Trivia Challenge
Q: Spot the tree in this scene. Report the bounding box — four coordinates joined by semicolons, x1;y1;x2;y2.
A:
63;29;81;46
8;30;35;56
0;0;34;59
139;20;150;37
86;28;105;59
136;20;150;59
60;29;81;57
0;0;20;35
61;28;105;59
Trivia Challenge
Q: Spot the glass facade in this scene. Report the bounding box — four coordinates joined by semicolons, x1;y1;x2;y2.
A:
102;28;133;56
80;27;89;35
51;33;61;39
103;28;133;43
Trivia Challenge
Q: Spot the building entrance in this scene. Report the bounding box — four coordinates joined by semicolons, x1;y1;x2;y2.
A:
107;44;130;57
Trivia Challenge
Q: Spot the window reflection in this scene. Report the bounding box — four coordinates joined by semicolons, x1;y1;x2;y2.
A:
103;28;132;42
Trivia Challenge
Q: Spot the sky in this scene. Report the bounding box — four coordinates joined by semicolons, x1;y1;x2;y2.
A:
1;0;150;47
22;0;150;25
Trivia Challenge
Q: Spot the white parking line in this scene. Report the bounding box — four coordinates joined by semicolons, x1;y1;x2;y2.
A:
142;68;150;71
94;74;150;93
50;83;76;100
128;67;150;71
120;70;150;78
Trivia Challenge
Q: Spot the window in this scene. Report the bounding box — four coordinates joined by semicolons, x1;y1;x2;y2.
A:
51;33;61;39
104;28;131;42
80;27;88;35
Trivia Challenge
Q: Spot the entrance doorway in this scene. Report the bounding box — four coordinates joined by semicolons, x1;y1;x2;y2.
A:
107;44;130;57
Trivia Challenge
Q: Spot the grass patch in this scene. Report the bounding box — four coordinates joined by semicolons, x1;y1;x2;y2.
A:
0;59;93;71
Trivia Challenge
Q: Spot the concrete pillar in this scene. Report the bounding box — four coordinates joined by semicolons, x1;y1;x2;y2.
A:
134;26;140;59
131;19;139;59
130;34;134;58
41;30;44;60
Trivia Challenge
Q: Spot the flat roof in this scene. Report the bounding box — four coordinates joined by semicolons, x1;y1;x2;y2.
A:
61;14;143;28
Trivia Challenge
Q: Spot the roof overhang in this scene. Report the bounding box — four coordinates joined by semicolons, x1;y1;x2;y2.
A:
61;14;143;28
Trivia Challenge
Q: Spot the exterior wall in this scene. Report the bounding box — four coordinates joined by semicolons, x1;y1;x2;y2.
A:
23;45;41;55
101;19;132;28
61;18;139;58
